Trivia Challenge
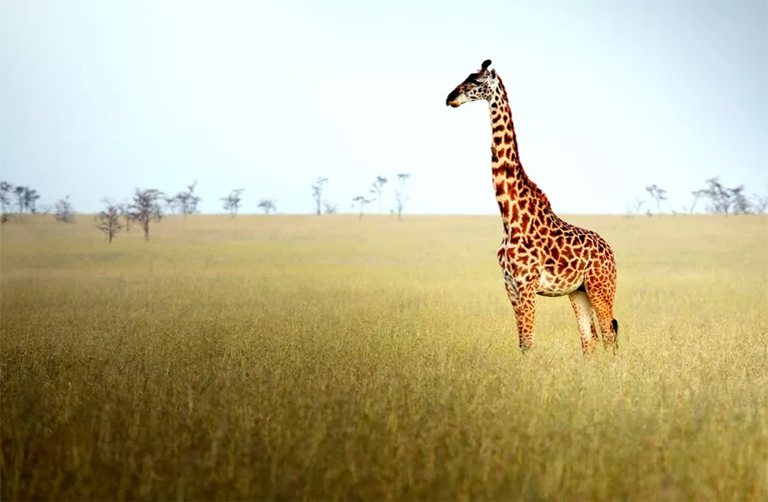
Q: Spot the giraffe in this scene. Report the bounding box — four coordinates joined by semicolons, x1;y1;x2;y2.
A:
446;59;618;354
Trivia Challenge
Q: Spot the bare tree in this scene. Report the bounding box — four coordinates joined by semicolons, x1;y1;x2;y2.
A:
685;190;703;214
127;188;163;241
751;193;768;214
121;204;136;232
695;177;734;215
222;189;245;217
730;185;751;215
352;195;372;219
13;186;25;215
172;181;201;217
0;181;13;211
0;181;13;222
370;176;388;214
394;173;411;221
54;196;75;223
257;198;277;214
11;186;41;215
645;184;667;215
164;196;181;215
311;177;328;216
323;200;338;214
25;188;40;214
625;198;645;217
95;200;123;243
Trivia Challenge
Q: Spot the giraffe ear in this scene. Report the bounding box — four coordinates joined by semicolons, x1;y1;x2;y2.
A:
482;59;492;70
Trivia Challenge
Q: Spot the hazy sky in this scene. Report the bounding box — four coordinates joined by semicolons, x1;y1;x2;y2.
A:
1;0;766;215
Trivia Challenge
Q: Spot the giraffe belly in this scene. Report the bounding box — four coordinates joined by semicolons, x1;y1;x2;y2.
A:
536;270;583;297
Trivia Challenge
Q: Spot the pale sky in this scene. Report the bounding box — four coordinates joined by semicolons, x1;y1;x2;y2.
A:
1;0;766;215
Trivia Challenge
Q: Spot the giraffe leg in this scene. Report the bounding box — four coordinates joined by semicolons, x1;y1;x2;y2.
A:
505;283;536;352
585;272;618;352
568;290;598;354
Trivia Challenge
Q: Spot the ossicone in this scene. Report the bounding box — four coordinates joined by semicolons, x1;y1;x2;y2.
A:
482;59;492;70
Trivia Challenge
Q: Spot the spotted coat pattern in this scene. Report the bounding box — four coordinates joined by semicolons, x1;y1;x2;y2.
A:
447;60;618;353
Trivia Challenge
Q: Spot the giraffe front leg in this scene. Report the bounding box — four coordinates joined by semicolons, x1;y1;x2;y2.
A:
504;279;536;352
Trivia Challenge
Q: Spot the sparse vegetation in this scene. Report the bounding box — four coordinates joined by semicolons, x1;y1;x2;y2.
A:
257;198;277;214
323;200;339;214
371;175;388;214
94;199;123;243
394;172;411;221
311;177;328;216
54;196;75;223
126;188;163;241
1;214;765;500
221;189;245;218
168;181;201;216
645;184;667;215
351;195;372;219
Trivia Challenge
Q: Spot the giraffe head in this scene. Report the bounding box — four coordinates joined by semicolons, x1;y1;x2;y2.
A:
446;59;498;108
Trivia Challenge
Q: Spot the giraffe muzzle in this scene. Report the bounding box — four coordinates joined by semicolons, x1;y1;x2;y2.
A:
446;90;463;107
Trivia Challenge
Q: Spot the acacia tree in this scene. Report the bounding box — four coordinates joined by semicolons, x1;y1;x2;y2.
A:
394;172;411;221
685;190;703;214
751;193;768;213
120;204;136;232
222;189;245;217
645;184;667;215
0;181;13;212
730;185;751;215
311;177;328;215
352;196;372;219
95;200;123;243
0;182;13;222
323;200;338;214
24;188;40;214
164;195;181;215
54;196;75;223
11;186;41;215
13;186;25;215
694;177;734;215
257;198;277;214
370;176;388;214
173;181;201;217
127;188;163;241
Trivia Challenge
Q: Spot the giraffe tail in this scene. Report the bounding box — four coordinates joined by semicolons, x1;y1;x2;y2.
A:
612;319;618;335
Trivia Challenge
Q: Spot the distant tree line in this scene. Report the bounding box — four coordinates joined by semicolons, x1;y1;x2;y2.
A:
4;173;763;244
314;172;412;221
627;177;767;216
1;172;416;229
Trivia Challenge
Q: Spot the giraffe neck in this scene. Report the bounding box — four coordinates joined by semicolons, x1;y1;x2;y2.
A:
488;77;550;231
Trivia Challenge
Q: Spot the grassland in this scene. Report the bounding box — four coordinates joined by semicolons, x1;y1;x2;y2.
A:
1;213;766;501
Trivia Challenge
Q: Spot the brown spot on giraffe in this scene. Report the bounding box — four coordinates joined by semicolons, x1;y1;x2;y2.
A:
446;59;618;354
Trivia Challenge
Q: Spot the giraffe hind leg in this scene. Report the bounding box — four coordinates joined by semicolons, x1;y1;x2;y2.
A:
569;290;598;354
585;276;618;352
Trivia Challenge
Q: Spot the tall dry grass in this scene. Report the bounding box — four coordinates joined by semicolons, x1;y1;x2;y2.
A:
1;214;766;500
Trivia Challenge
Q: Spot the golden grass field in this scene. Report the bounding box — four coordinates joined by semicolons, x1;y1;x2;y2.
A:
1;213;766;501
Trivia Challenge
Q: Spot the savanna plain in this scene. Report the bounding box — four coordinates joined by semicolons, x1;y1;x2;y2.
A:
1;213;766;501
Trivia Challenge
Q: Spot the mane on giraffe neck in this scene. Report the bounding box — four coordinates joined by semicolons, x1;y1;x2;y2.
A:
488;75;552;228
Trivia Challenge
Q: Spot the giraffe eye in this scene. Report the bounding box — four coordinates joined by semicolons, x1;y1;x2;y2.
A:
463;73;482;85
